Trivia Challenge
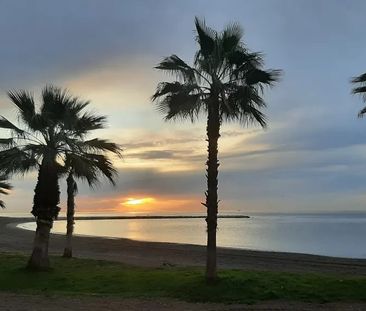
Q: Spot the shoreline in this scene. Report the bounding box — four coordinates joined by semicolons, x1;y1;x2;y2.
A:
4;214;250;220
14;216;366;262
2;216;366;275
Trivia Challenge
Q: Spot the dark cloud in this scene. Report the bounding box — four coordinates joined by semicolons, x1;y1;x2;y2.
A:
0;0;205;88
73;168;205;198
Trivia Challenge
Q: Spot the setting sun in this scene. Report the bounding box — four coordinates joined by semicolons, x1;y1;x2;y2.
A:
123;197;155;206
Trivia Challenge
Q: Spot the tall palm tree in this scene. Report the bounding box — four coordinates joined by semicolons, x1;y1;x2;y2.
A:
62;139;121;258
0;176;12;208
351;72;366;116
0;85;105;270
152;18;280;282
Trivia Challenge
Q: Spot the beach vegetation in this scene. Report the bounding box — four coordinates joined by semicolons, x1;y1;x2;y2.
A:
1;253;366;304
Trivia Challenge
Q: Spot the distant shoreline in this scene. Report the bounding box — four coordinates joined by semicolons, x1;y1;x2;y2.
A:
4;215;250;221
71;215;250;220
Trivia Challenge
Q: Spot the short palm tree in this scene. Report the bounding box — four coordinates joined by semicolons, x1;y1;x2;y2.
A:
152;18;281;282
62;139;121;258
0;176;12;208
0;86;106;269
351;72;366;116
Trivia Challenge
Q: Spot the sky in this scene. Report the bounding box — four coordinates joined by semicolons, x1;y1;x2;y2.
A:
1;0;366;216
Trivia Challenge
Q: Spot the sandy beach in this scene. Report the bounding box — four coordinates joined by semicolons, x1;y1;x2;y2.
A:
2;216;366;310
2;216;366;275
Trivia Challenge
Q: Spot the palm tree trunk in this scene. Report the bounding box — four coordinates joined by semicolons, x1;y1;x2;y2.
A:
63;172;75;258
205;100;220;283
27;158;60;270
28;219;52;269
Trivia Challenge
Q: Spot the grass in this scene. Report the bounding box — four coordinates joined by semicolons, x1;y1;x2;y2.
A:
0;252;366;304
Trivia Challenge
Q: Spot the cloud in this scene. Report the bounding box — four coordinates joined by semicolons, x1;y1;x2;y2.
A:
3;0;366;215
127;150;176;160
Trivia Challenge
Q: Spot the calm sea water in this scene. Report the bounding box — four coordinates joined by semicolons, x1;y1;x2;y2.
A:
18;213;366;259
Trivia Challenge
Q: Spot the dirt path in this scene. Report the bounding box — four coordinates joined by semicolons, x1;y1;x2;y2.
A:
1;293;366;311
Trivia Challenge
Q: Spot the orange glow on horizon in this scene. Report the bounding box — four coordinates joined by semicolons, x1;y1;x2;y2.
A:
122;197;156;206
71;194;202;214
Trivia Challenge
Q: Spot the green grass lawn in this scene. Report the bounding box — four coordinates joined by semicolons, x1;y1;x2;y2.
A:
1;253;366;304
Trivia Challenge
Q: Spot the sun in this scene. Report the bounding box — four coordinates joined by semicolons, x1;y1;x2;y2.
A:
125;198;144;205
123;197;155;207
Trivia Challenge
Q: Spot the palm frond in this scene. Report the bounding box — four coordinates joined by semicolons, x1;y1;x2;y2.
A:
0;147;38;175
358;106;366;118
152;82;184;100
352;86;366;95
67;100;90;115
194;17;216;58
0;178;12;192
81;138;122;156
66;153;116;187
41;85;68;121
0;187;10;195
72;113;106;134
158;93;202;121
22;144;47;162
239;105;267;128
245;69;282;86
0;138;15;150
222;84;267;127
0;175;12;208
351;72;366;106
7;89;46;132
153;81;204;122
351;73;366;84
228;50;264;75
152;82;201;100
0;116;24;135
62;99;105;133
7;90;37;127
155;55;197;83
221;22;243;54
89;154;117;185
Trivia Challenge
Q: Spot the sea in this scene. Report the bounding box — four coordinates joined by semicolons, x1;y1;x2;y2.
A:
16;212;366;259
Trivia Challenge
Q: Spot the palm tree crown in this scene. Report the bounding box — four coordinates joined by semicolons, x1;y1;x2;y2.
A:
152;18;280;125
0;86;107;220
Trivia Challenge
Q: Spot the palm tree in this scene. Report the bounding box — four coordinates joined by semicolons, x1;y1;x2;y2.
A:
152;18;281;282
0;176;12;208
0;85;106;270
351;72;366;116
62;139;121;258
